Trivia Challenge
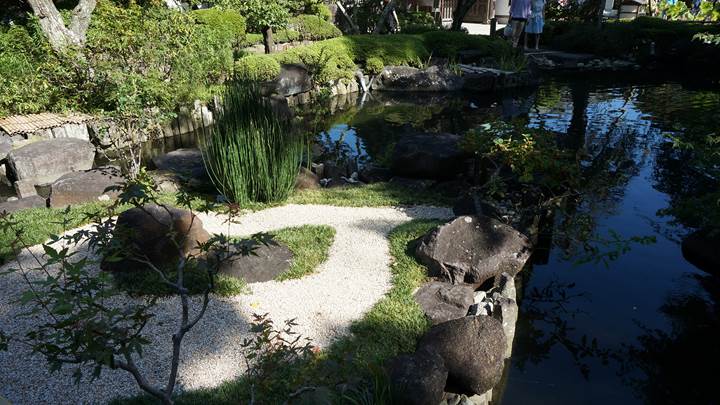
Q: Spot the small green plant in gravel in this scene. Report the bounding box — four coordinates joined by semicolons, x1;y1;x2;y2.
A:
200;81;304;204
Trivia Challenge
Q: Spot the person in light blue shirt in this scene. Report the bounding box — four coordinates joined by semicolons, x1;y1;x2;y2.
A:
525;0;546;49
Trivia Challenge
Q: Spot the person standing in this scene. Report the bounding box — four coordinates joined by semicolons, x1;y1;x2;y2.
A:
525;0;546;50
509;0;532;48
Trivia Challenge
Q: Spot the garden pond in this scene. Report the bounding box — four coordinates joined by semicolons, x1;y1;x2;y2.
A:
302;77;719;405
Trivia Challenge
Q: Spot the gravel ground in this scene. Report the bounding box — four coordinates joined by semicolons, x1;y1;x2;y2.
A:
0;204;452;404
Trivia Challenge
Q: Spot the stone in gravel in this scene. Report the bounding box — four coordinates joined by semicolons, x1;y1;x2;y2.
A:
6;138;95;185
102;204;210;272
0;195;46;213
415;281;475;325
49;166;123;208
418;316;506;395
218;241;293;283
391;133;469;180
416;215;532;285
389;346;448;405
295;167;319;190
492;297;518;359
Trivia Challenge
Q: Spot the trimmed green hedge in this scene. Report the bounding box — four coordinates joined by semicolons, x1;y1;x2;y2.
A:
235;54;282;82
290;14;342;40
191;8;247;46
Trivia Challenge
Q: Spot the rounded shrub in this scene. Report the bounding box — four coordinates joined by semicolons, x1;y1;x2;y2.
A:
291;14;342;41
365;57;384;75
234;55;282;82
191;8;247;45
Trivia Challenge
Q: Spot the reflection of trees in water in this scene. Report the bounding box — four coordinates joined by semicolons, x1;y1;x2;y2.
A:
513;272;612;380
617;273;720;405
636;84;720;232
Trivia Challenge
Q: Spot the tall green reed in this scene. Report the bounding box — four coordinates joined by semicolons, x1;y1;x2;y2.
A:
199;81;304;204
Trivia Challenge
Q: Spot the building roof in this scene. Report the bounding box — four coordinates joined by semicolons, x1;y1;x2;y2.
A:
0;113;93;135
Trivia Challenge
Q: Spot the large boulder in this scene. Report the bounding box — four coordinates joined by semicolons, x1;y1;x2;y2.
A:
416;216;531;285
151;148;207;182
218;241;293;283
418;316;506;395
681;229;720;275
274;64;313;97
49;166;123;208
102;204;210;272
389;346;448;405
391;133;469;180
415;281;475;325
0;137;11;161
6;138;95;185
295;167;320;190
373;65;464;92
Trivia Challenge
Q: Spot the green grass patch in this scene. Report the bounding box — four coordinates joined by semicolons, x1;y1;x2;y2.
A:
0;201;111;264
114;218;442;404
274;225;335;280
287;182;453;207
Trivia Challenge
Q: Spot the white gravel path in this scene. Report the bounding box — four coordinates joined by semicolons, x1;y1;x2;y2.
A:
0;204;452;405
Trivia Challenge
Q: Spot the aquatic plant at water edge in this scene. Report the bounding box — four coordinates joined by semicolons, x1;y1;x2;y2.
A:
200;81;304;204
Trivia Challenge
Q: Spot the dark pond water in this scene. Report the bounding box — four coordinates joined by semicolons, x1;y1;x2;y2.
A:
306;77;719;405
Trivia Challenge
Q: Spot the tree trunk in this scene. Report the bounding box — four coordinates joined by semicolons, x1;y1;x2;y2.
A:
262;26;274;54
452;0;479;30
565;83;590;151
373;0;398;34
26;0;97;54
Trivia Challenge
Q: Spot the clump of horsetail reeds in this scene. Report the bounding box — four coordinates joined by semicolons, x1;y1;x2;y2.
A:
200;81;303;204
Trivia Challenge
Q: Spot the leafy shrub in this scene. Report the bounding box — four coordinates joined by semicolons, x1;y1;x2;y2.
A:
191;8;247;46
0;24;66;115
273;39;356;83
235;54;282;81
397;10;439;33
0;0;240;117
201;81;304;204
289;14;342;40
365;56;384;74
308;2;333;21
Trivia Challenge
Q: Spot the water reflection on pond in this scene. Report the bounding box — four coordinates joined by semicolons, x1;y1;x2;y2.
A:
305;77;719;405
